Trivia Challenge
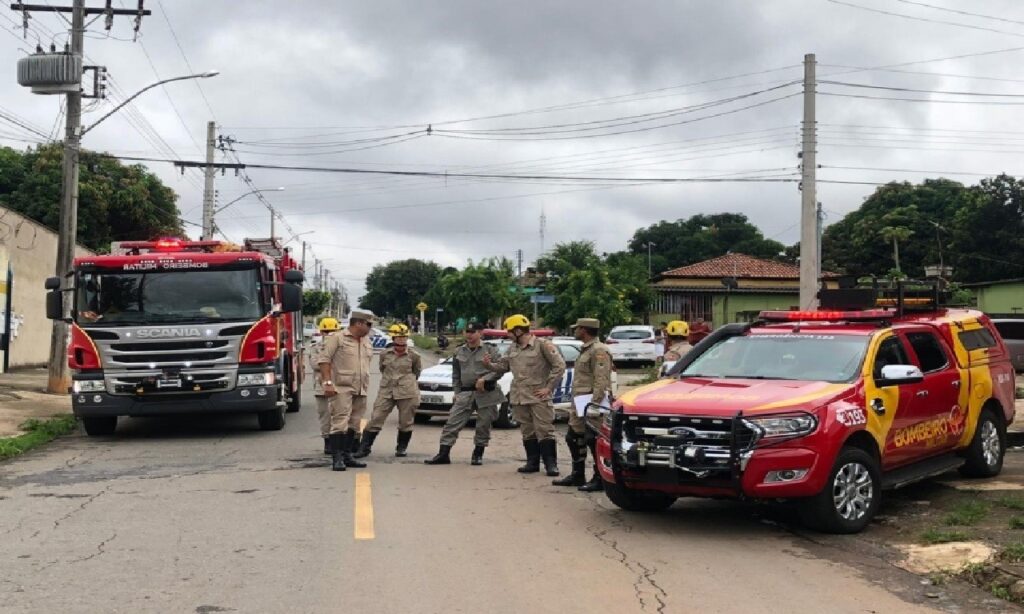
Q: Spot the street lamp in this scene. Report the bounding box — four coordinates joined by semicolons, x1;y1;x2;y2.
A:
83;70;219;136
45;69;221;393
645;241;656;278
283;230;315;245
214;187;284;214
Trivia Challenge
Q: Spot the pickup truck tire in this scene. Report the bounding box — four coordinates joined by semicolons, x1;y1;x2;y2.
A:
81;416;117;436
414;413;432;424
959;407;1005;478
799;447;880;534
257;407;285;431
494;399;519;429
603;480;676;512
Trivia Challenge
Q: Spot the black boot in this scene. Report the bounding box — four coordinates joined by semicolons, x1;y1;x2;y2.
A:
330;433;346;471
348;429;362;453
395;431;412;457
579;439;604;492
471;446;485;466
342;431;367;468
540;438;559;476
552;431;585;486
323;436;333;455
424;444;451;465
354;430;378;458
517;438;540;473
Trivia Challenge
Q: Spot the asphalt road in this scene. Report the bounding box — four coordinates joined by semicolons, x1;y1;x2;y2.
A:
0;363;993;613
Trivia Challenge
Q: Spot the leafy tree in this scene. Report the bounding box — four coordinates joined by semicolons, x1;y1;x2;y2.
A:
360;258;442;317
302;290;332;317
0;143;183;251
948;175;1024;282
537;242;644;331
627;213;785;275
438;258;517;324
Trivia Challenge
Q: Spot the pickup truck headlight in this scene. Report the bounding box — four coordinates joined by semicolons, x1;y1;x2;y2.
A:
238;373;275;387
742;413;818;445
72;380;105;393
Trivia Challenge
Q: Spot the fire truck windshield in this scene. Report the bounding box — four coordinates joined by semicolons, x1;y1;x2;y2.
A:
75;268;265;326
680;333;870;383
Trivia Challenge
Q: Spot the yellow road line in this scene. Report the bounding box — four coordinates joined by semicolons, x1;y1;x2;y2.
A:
354;473;375;540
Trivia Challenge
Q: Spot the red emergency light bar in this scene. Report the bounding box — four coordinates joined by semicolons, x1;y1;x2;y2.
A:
117;239;224;253
759;309;893;322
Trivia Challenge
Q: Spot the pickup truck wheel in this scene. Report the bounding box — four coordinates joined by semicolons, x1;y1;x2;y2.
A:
81;416;117;436
414;413;431;424
494;399;518;429
603;479;676;512
257;407;285;431
799;447;880;534
960;408;1005;478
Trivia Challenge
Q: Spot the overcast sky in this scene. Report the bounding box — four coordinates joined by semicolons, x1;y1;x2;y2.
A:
1;0;1022;303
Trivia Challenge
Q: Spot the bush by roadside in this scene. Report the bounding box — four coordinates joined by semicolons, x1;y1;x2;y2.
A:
0;415;76;461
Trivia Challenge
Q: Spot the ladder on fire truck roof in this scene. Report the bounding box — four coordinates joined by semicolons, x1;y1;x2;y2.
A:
243;238;284;258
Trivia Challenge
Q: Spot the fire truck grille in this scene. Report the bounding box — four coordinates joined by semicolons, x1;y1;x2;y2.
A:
110;340;230;352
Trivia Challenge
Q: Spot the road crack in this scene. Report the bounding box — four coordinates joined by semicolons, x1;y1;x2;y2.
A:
585;508;667;613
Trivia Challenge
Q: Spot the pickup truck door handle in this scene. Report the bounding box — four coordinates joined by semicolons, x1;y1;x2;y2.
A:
870;398;885;416
916;390;929;398
952;380;961;388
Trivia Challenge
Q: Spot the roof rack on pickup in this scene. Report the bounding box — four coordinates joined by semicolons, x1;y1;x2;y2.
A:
759;279;951;323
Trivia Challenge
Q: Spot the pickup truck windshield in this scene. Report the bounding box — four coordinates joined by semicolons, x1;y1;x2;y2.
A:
75;268;264;326
680;333;870;382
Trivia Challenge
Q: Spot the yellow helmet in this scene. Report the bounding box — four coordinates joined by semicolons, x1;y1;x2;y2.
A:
504;314;530;332
388;323;410;337
318;317;340;332
666;320;690;337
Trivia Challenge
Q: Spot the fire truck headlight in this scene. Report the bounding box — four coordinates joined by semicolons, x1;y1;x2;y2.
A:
238;373;275;387
743;413;817;444
72;380;105;393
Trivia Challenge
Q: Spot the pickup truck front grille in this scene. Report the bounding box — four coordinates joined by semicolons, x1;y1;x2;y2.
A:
619;414;757;477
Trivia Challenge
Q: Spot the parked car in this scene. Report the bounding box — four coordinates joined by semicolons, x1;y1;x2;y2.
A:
416;338;618;428
370;326;416;352
992;319;1024;372
606;325;658;365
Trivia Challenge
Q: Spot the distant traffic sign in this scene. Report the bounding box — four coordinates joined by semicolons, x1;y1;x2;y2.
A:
416;302;428;312
530;294;555;304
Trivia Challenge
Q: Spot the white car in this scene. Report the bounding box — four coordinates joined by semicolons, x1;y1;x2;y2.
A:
606;325;658;365
415;339;618;428
370;327;416;352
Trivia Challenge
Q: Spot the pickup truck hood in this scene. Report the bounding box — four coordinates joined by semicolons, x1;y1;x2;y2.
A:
619;377;854;417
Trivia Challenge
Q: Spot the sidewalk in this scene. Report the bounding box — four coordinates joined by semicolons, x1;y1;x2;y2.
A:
0;367;71;438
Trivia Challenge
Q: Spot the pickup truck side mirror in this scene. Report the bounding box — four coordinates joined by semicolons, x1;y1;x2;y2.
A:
280;283;303;313
876;364;924;387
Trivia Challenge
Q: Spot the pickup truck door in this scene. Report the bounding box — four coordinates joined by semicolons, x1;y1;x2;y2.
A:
868;333;919;470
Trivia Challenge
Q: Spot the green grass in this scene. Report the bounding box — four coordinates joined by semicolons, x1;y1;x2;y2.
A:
411;334;437;351
943;500;990;526
0;416;77;461
920;528;970;544
632;365;662;386
1016;386;1024;400
1002;543;1024;562
996;495;1024;511
1009;517;1024;530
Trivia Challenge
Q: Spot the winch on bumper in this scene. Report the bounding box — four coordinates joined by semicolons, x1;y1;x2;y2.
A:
598;411;827;499
70;367;280;417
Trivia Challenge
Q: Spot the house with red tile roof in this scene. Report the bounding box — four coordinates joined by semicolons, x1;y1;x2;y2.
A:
650;253;839;327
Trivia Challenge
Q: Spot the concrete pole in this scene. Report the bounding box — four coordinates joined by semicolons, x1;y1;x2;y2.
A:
799;53;819;310
47;0;85;394
201;121;215;240
269;205;275;240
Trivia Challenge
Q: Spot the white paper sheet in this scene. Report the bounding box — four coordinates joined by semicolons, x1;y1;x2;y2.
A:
573;394;611;417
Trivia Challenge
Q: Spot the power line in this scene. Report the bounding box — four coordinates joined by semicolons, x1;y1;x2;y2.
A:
821;80;1024;97
825;0;1024;39
155;0;217;120
893;0;1024;27
821;63;1024;85
820;91;1024;105
820;165;1019;177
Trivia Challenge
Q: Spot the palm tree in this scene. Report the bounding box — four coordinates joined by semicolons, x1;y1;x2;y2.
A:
879;226;914;272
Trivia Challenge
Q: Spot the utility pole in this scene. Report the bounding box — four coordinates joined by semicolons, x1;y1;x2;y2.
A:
269;205;275;239
516;248;523;277
46;0;84;394
816;202;824;277
799;53;819;310
301;241;307;273
201;121;216;240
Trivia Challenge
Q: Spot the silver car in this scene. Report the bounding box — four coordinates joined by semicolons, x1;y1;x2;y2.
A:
992;319;1024;372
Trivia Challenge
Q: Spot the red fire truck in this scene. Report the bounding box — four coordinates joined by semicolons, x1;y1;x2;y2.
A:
45;237;305;436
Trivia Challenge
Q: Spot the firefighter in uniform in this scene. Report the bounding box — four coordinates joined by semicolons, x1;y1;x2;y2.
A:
355;324;422;459
309;317;340;455
483;314;566;476
663;320;693;362
424;321;504;466
553;317;613;491
317;309;375;471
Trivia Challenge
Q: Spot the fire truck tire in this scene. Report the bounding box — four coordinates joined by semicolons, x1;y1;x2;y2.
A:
286;381;302;413
257;407;286;431
603;480;676;512
798;447;880;534
959;407;1005;478
81;416;117;436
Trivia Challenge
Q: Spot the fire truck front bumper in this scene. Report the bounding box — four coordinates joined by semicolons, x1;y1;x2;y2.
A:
71;386;279;417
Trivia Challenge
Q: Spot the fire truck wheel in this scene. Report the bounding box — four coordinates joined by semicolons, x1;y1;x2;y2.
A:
603;479;676;512
799;447;880;534
286;382;302;413
959;407;1005;478
81;416;117;436
257;407;286;431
